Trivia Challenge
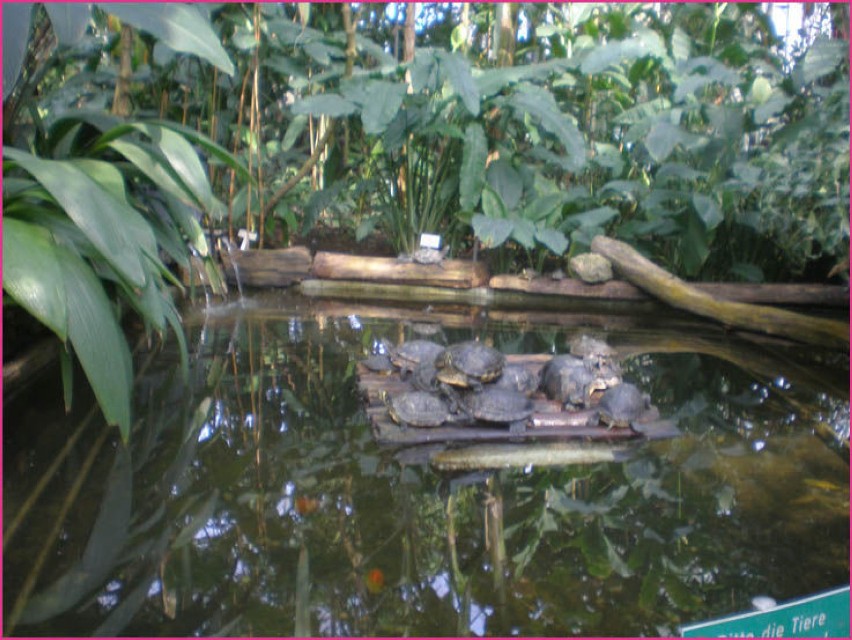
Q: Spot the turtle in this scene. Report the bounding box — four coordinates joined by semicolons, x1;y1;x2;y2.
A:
568;334;617;360
597;383;651;428
362;353;394;374
463;388;533;434
435;341;506;389
568;334;622;375
540;355;608;407
492;364;540;397
384;390;453;429
391;340;445;376
411;360;440;393
398;246;449;265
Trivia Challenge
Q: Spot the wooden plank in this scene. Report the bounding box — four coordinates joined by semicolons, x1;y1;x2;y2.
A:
221;246;312;287
489;274;849;308
312;251;490;289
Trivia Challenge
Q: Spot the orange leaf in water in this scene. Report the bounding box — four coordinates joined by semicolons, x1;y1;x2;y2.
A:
295;496;319;515
365;568;385;594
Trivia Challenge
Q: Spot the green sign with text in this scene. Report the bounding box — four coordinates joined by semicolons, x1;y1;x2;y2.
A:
681;586;850;638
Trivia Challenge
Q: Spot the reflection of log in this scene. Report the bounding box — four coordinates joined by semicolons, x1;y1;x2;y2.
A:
489;274;849;307
591;236;849;349
221;246;312;287
311;251;490;289
300;278;493;304
3;338;60;401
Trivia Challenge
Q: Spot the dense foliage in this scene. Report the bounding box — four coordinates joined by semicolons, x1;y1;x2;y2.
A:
3;3;849;434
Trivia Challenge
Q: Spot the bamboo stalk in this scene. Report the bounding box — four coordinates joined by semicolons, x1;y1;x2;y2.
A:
590;236;849;349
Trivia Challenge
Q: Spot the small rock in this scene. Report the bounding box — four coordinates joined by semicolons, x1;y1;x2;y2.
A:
569;253;613;284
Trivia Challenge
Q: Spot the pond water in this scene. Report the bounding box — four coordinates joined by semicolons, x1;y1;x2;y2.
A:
3;289;849;636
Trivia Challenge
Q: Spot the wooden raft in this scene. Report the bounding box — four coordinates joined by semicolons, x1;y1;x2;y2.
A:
357;354;679;448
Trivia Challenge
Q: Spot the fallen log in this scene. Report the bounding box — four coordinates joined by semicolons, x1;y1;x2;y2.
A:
489;274;849;308
590;236;849;349
221;246;312;287
311;251;490;289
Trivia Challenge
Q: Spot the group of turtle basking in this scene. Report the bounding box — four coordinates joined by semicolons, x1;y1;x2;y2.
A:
363;335;652;434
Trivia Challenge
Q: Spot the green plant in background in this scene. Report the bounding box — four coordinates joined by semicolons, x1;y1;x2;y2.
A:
3;3;247;439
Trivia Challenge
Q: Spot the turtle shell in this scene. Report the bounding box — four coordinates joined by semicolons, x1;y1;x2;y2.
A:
568;334;616;359
411;247;448;264
465;388;533;424
598;383;650;428
435;341;505;388
411;361;440;392
492;364;540;397
391;340;445;373
541;354;621;407
386;391;451;428
362;353;394;373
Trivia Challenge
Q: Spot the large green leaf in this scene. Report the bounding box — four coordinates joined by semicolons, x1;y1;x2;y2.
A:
480;185;508;220
291;93;358;118
510;217;536;250
134;124;218;214
108;138;201;211
2;3;32;100
359;81;407;135
437;51;480;116
61;243;133;435
2;218;68;341
486;159;523;211
580;33;663;75
511;84;586;171
692;193;723;230
459;123;487;211
521;193;565;223
149;120;251;183
535;227;569;256
561;206;619;231
472;213;513;249
794;36;846;89
680;210;711;277
644;120;687;163
5;148;148;288
98;3;234;76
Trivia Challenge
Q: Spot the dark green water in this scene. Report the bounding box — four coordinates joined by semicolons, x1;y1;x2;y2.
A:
3;290;849;636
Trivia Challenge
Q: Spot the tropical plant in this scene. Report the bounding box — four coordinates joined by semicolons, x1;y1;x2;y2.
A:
3;3;247;439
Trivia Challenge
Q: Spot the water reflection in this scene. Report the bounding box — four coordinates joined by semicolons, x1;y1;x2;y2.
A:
3;291;848;636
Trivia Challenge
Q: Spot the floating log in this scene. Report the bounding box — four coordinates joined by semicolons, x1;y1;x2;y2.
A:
489;274;849;308
311;251;490;289
429;442;633;471
591;236;849;349
221;246;312;288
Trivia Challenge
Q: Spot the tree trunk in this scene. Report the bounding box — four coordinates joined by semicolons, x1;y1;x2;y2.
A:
590;236;849;349
403;3;417;63
494;3;516;67
111;24;133;116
